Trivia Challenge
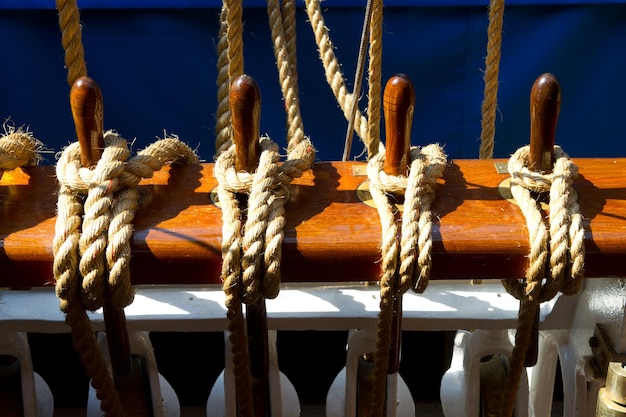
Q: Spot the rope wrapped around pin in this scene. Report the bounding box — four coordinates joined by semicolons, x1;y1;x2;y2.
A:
366;142;446;416
364;74;447;417
367;142;447;294
54;131;199;313
498;74;585;417
214;74;315;417
215;134;315;305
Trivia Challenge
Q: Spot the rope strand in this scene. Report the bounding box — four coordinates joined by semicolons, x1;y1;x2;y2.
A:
479;0;505;159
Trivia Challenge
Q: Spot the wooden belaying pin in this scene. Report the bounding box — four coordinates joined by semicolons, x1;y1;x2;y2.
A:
523;73;561;368
231;74;262;173
70;75;152;416
70;75;132;378
383;73;414;177
384;73;414;376
529;73;561;173
71;76;104;168
230;74;271;417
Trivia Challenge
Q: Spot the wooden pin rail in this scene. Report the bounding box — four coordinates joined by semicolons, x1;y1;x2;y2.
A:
0;156;624;288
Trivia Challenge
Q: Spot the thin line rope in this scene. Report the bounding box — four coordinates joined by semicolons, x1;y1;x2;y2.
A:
366;143;447;417
343;0;375;162
479;0;505;159
498;145;584;416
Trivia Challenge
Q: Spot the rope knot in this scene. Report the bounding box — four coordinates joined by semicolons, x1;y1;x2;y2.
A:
366;142;447;296
505;144;584;302
54;131;199;311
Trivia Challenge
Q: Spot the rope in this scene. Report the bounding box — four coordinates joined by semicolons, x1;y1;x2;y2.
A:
304;0;370;148
366;0;383;160
267;0;306;151
215;136;315;415
215;0;246;156
54;132;198;416
56;0;88;86
0;126;41;173
366;143;447;417
479;0;505;159
343;0;374;162
498;144;584;417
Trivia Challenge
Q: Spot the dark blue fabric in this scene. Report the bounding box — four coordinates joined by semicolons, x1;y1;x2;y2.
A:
4;0;626;8
1;4;625;163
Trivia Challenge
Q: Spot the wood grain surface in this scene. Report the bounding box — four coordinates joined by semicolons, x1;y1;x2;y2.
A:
0;157;623;286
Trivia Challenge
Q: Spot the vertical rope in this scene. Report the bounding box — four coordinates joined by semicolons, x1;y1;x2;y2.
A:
304;0;370;145
267;0;306;151
366;0;383;159
479;0;504;159
56;0;87;86
215;0;245;156
343;0;374;162
215;7;232;156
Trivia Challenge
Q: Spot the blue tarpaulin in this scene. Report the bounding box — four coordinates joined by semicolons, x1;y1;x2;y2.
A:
1;2;625;162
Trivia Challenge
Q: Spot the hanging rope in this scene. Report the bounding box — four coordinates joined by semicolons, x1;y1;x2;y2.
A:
304;0;371;151
215;0;246;155
56;0;87;86
366;0;383;160
497;145;584;417
267;0;306;151
479;0;505;160
366;143;447;416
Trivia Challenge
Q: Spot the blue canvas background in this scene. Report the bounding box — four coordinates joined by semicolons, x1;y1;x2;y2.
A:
1;1;625;163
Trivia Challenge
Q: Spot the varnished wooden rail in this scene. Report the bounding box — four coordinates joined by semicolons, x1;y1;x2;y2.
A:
0;156;624;287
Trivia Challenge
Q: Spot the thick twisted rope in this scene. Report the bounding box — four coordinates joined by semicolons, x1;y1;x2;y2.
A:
366;0;383;159
56;0;87;86
54;132;198;416
498;145;584;417
215;135;314;415
304;0;370;147
0;127;41;174
215;0;245;155
479;0;505;159
366;143;447;417
267;0;306;151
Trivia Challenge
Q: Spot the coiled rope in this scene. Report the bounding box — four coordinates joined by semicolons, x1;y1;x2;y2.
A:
366;143;447;416
0;126;41;174
497;145;584;416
